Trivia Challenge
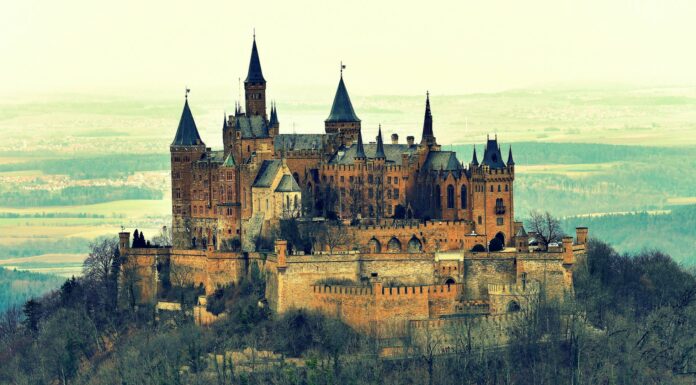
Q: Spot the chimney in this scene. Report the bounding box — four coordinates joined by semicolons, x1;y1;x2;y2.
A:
562;236;574;265
575;227;588;245
391;133;399;144
407;136;415;146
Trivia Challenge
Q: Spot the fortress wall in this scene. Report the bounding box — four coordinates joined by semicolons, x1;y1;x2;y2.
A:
310;285;375;333
358;253;434;284
462;258;516;300
516;255;570;300
122;247;172;304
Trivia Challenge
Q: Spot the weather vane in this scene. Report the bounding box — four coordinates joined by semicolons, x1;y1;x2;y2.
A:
185;87;190;100
340;61;346;76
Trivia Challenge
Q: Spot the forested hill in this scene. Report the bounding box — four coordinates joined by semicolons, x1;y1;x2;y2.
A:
0;267;63;312
562;205;696;265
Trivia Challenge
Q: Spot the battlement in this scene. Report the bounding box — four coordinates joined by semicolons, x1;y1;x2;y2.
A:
378;283;461;298
312;285;373;296
356;219;471;231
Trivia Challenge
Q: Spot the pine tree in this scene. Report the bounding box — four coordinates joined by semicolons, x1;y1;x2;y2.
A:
132;229;140;248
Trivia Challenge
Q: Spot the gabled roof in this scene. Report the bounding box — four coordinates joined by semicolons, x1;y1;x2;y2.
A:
235;115;270;138
422;151;462;171
325;76;360;123
222;153;236;167
481;138;506;169
274;134;325;152
252;160;282;188
245;38;265;83
172;99;204;146
196;150;225;164
516;226;528;237
328;143;418;165
275;174;301;192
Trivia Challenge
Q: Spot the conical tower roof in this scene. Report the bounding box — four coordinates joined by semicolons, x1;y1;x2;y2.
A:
421;92;434;141
326;76;360;123
245;38;266;83
355;130;366;159
375;125;386;158
172;99;204;146
507;146;515;165
471;146;479;166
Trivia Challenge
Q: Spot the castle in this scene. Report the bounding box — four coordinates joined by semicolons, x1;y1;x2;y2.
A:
120;36;588;348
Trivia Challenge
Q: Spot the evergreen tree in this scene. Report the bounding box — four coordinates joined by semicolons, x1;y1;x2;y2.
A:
132;229;140;248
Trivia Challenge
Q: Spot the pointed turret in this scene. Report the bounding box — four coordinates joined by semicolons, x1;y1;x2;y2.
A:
375;125;386;159
245;37;265;84
471;146;479;166
171;98;204;146
244;36;267;118
355;130;366;160
222;113;228;131
269;102;279;126
420;92;436;146
507;146;515;166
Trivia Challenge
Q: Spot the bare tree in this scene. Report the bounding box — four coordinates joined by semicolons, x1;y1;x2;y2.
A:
315;223;354;254
170;264;195;288
527;210;564;250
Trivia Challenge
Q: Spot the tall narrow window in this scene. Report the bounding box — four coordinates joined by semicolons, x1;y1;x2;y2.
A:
460;185;467;209
435;185;441;209
447;184;455;209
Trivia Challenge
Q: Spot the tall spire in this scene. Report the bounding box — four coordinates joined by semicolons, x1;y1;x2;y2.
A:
375;124;386;159
326;74;360;123
222;112;228;131
172;97;204;146
420;91;435;145
245;35;265;84
355;130;366;159
471;146;479;166
269;102;279;126
507;146;515;166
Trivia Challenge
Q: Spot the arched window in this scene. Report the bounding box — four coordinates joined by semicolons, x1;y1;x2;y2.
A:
408;236;423;253
286;195;290;210
387;237;402;252
368;237;381;253
498;184;501;192
434;185;441;209
446;184;455;209
505;184;509;192
460;185;467;209
294;195;299;210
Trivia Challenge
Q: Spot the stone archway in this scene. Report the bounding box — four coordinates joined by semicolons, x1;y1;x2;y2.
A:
387;237;402;252
368;237;382;253
407;235;423;253
471;244;486;252
444;277;456;285
507;300;521;313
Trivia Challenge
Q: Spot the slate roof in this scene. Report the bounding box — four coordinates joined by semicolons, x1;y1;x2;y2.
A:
275;174;301;192
196;150;225;164
326;77;360;123
375;127;386;158
471;146;479;166
422;151;462;171
222;153;236;167
235;115;270;138
481;139;506;169
172;100;205;146
329;143;418;165
274;134;325;152
252;160;282;188
507;146;515;165
245;39;265;83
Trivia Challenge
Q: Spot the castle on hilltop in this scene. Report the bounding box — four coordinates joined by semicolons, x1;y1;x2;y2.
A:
119;36;588;350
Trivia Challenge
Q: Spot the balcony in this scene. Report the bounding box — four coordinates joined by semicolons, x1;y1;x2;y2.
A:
495;205;506;215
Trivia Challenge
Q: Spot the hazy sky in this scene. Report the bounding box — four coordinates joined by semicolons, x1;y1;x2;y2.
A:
2;0;695;97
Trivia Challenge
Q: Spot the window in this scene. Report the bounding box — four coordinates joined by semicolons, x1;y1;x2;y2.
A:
368;189;373;199
447;184;455;208
497;218;504;226
387;176;392;184
340;176;344;183
393;177;399;184
349;176;354;183
498;184;501;192
478;216;482;225
505;184;509;192
435;185;441;209
330;176;334;183
460;185;467;209
387;189;392;199
368;175;373;183
394;189;399;199
490;185;494;192
175;188;181;199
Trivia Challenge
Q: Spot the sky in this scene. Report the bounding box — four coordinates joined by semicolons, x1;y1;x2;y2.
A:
1;0;695;97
